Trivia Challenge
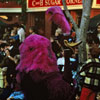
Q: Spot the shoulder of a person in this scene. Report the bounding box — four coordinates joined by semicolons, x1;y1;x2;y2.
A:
85;59;92;64
85;58;99;64
18;28;24;32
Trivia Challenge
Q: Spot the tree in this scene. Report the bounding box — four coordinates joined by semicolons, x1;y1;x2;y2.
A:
62;0;93;64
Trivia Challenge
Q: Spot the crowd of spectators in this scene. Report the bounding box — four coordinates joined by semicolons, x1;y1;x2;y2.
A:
0;23;25;100
0;23;100;100
50;25;100;100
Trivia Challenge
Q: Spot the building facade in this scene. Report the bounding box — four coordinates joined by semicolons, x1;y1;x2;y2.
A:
0;0;100;38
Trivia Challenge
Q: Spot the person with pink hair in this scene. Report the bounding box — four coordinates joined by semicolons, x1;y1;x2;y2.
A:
16;6;83;100
16;34;75;100
46;6;71;35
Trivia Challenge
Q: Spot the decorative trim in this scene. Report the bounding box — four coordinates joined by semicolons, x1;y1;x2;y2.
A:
26;0;82;12
27;6;83;12
0;8;22;13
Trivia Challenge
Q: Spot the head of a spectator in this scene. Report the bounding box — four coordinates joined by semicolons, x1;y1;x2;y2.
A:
75;94;80;100
4;27;8;33
0;44;5;52
86;32;94;44
89;46;100;58
38;27;44;35
75;90;81;100
13;23;19;31
29;26;38;34
86;32;100;48
11;30;17;36
4;26;11;33
55;28;62;37
61;50;64;57
0;43;9;52
96;92;100;100
9;30;19;45
50;36;55;43
14;55;20;65
18;24;24;29
97;23;100;33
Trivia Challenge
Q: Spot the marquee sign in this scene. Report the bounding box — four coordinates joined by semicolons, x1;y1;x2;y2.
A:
27;0;83;12
0;0;99;13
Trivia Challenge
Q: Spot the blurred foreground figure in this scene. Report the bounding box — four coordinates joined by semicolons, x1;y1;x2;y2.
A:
46;6;71;35
16;34;74;100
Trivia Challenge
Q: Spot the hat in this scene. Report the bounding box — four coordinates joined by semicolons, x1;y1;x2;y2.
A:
16;34;58;73
0;43;9;48
13;23;19;27
55;28;62;34
9;35;19;40
46;6;71;35
64;40;82;47
64;40;82;53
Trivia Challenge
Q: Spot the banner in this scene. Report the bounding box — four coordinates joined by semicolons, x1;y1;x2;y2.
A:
27;0;83;12
0;0;99;13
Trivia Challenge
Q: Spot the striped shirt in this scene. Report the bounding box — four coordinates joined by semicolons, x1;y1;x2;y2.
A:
80;58;100;91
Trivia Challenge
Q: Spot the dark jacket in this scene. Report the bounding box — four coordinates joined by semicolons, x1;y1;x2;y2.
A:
18;70;74;100
79;58;100;91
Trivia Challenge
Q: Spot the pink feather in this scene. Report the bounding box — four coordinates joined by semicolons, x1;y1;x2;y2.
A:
16;34;58;73
46;6;71;35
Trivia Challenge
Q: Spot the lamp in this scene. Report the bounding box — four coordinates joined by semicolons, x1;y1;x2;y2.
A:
0;16;8;20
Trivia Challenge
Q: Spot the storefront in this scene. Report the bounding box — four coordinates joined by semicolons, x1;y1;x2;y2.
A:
27;0;83;37
27;0;100;38
0;0;100;37
0;1;22;38
0;1;22;24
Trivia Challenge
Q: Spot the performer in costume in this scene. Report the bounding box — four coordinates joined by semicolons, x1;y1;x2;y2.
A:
46;6;81;84
16;34;73;100
16;6;81;100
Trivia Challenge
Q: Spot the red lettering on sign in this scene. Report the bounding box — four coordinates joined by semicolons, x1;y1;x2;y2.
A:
97;0;100;4
28;0;82;8
0;1;20;8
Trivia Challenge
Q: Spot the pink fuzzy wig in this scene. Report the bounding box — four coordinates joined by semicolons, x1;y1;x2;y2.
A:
46;6;71;35
16;34;58;73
